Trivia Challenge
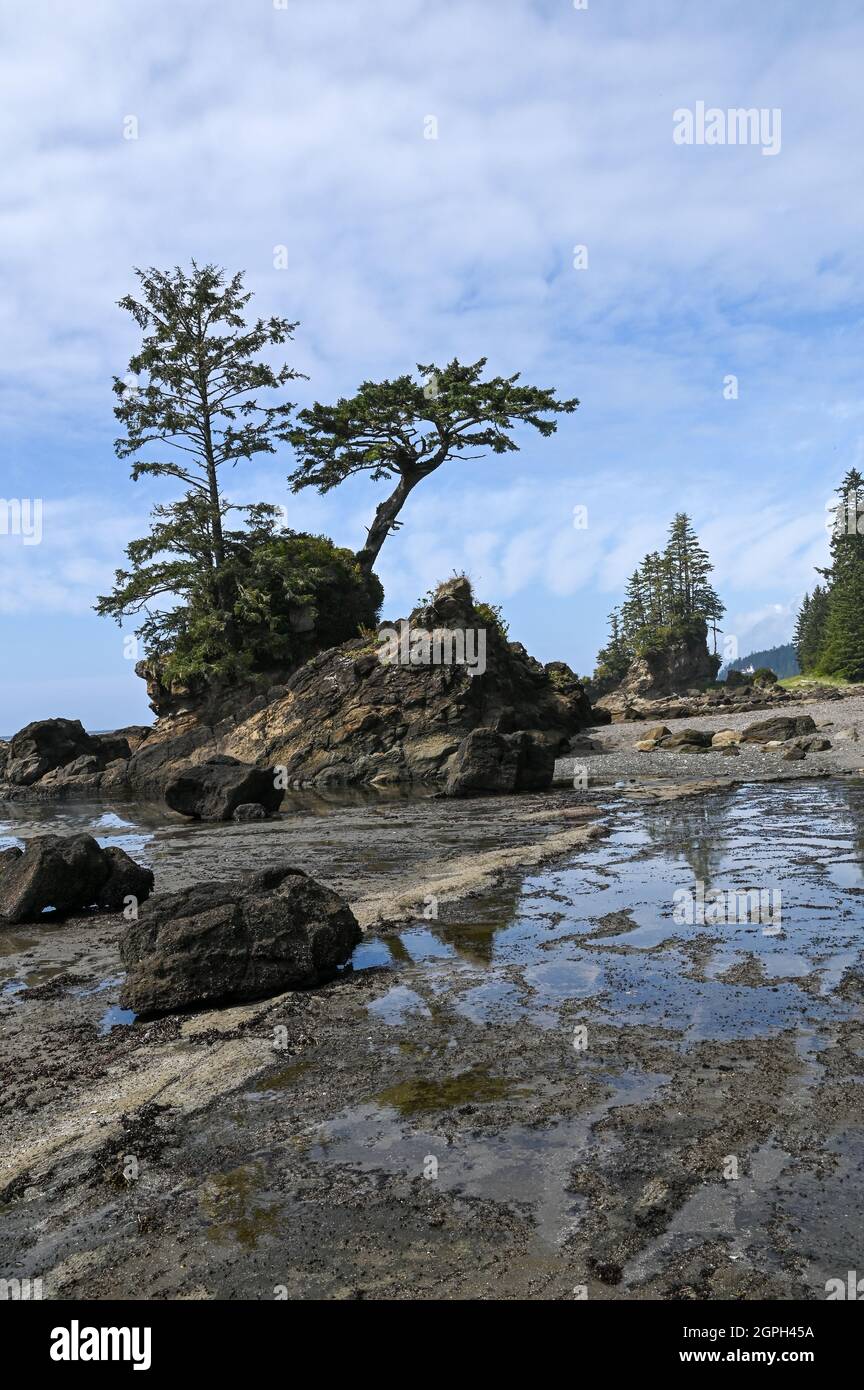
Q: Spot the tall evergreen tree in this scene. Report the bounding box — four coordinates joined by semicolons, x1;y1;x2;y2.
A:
96;264;381;684
815;469;864;680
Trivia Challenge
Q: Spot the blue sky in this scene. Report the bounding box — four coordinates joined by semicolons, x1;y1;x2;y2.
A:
1;0;863;732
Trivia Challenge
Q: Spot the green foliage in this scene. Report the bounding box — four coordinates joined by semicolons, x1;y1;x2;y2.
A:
473;601;509;640
97;501;382;686
98;263;358;689
726;643;799;679
288;357;578;572
751;667;778;686
596;515;725;685
413;574;510;639
796;471;864;682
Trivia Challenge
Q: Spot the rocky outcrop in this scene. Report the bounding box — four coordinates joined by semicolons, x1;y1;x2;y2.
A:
0;580;594;800
164;756;285;821
0;834;153;924
212;577;592;789
615;622;720;701
0;719;153;800
119;865;361;1015
596;680;796;725
4;719;101;786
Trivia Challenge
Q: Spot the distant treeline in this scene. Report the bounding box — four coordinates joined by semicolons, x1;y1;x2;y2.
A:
724;643;799;679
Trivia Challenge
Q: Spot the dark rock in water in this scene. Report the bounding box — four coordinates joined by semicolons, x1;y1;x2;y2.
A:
4;718;96;786
164;757;284;821
445;729;518;796
99;846;156;911
119;866;361;1016
0;834;154;924
740;715;817;744
232;802;269;822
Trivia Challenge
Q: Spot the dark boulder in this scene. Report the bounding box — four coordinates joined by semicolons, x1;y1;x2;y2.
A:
740;715;817;744
232;803;269;822
99;846;156;912
658;729;714;749
164;756;285;821
0;833;153;924
504;731;558;791
445;729;518;796
4;718;96;786
445;727;559;797
119;865;361;1015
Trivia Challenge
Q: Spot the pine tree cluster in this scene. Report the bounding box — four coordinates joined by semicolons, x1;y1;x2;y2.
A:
595;514;725;686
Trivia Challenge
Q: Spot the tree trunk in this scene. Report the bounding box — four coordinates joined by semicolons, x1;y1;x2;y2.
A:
355;472;418;576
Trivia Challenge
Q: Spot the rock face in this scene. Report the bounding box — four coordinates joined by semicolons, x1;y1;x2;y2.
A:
119;866;361;1016
0;834;154;924
615;622;720;701
164;756;285;821
216;577;592;788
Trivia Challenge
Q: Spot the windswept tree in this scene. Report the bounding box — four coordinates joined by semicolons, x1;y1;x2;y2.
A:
287;358;579;576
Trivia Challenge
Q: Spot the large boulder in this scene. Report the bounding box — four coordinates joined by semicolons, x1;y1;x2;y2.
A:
444;728;558;797
445;729;518;796
658;729;714;749
740;715;817;744
164;756;285;821
119;865;361;1015
0;834;154;923
0;719;147;797
4;718;96;786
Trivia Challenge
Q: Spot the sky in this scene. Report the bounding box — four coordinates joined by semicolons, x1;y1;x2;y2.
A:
1;0;863;732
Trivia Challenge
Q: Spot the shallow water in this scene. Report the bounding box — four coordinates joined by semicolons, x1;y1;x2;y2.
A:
3;780;863;1036
339;779;864;1041
3;778;864;1293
